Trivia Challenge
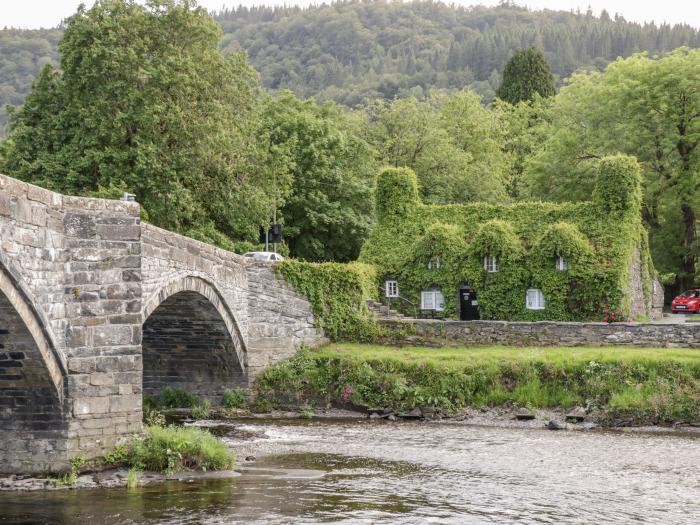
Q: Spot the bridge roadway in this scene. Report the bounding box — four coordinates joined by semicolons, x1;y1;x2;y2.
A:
0;174;323;473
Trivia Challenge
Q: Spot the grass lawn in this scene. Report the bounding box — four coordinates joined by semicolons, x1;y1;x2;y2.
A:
317;343;700;367
255;343;700;425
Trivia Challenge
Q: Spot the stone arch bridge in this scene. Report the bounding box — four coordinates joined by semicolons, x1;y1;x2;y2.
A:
0;174;323;473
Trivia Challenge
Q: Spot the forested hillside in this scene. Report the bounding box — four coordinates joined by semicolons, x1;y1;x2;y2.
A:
217;1;700;106
1;0;699;133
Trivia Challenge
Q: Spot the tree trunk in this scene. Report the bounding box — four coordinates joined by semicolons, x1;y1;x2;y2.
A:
680;202;697;290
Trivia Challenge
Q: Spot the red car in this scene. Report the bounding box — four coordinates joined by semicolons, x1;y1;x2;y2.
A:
671;288;700;313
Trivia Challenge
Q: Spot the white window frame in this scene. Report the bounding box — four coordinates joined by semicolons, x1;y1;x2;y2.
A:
484;255;499;273
526;288;545;310
385;280;399;298
555;256;566;271
421;289;445;311
427;258;442;270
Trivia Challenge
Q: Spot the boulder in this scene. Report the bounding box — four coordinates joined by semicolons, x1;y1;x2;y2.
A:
565;407;587;423
515;408;536;421
399;407;423;419
546;420;565;430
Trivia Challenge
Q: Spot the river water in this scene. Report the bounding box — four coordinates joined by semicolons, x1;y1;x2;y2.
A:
2;419;699;524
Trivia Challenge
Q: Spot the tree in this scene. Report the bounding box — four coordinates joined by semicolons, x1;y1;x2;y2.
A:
2;0;271;246
494;94;553;199
524;48;700;290
364;92;508;206
257;91;376;262
496;48;556;104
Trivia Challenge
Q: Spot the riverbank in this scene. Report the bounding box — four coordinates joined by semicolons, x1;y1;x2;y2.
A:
254;343;700;427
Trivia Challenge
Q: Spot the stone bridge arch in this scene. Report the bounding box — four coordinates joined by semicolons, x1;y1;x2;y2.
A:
0;254;68;472
142;274;248;401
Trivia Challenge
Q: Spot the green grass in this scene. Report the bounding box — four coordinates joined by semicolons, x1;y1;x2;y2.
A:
317;343;700;366
222;388;249;409
129;425;235;476
254;344;700;425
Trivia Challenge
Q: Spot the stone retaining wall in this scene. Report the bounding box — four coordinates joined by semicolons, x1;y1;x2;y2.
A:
379;318;700;348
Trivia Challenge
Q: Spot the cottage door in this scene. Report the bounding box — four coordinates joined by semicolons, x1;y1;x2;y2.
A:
459;286;480;320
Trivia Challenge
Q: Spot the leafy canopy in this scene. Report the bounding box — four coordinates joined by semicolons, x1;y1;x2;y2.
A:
2;0;272;244
524;48;700;289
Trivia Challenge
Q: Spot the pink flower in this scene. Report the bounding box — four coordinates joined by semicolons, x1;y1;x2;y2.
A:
602;316;609;323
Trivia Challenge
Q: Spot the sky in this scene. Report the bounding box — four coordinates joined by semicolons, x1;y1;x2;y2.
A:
1;0;698;30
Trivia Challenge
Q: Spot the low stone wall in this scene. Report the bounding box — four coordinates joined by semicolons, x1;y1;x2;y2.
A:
379;318;700;348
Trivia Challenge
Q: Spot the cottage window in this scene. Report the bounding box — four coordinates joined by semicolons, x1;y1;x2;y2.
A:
385;280;399;298
526;288;545;310
555;256;566;271
427;258;442;270
484;255;499;273
421;289;445;311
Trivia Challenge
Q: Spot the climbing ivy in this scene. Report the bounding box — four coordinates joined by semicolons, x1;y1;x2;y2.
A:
360;157;657;321
275;260;379;341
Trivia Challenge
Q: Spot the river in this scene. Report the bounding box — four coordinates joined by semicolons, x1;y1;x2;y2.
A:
2;419;699;524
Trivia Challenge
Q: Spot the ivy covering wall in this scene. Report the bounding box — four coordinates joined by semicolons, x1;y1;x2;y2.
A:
359;155;657;321
275;260;379;341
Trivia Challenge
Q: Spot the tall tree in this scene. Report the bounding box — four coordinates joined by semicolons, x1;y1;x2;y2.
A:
2;0;271;246
496;48;556;104
258;91;376;262
524;48;700;290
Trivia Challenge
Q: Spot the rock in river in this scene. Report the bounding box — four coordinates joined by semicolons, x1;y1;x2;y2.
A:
546;420;565;430
515;408;536;421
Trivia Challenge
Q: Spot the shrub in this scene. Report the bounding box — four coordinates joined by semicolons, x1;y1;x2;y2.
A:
191;400;211;420
147;387;200;409
130;426;235;475
222;388;249;408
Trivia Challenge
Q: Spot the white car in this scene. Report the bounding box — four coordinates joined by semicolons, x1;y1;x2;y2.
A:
243;251;285;262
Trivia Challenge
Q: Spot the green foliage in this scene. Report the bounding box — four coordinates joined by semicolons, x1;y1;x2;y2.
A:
533;222;595;260
143;407;167;427
51;455;85;486
276;260;379;340
146;387;200;409
129;425;235;475
100;445;129;467
191;400;211;420
400;223;468;317
375;167;420;223
3;2;698;131
470;220;523;259
222;388;249;409
127;468;140;490
360;162;655;321
257;344;700;425
217;2;699;106
365;94;509;206
593;155;643;214
258;91;377;262
524;48;700;290
1;0;272;248
496;48;556;104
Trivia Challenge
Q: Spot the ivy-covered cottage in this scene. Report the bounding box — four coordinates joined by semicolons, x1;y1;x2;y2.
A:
359;156;663;322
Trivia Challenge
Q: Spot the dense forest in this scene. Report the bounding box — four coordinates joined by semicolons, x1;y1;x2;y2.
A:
2;0;700;132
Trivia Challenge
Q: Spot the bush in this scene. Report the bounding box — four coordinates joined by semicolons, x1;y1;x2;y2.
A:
146;387;201;409
130;426;235;475
222;388;249;408
191;400;211;419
